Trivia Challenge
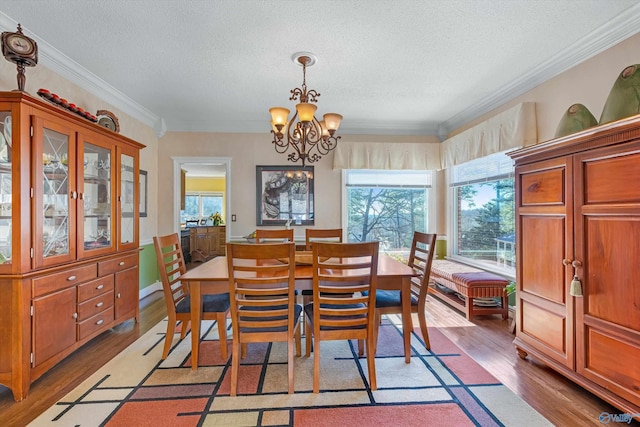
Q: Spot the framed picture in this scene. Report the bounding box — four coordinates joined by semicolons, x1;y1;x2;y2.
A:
256;165;314;226
139;170;148;217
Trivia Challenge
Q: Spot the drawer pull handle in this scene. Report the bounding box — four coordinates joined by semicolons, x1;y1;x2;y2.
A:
118;261;125;266
72;312;78;319
96;319;104;325
96;284;104;290
96;302;104;307
67;275;77;281
117;293;121;298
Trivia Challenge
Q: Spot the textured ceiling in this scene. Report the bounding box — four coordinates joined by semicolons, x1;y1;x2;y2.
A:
1;1;639;137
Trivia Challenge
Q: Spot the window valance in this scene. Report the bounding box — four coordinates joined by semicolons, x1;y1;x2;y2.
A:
440;102;537;168
333;141;441;170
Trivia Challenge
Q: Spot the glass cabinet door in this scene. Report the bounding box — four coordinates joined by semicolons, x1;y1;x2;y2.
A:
118;148;137;250
79;138;114;257
0;109;12;268
33;117;76;267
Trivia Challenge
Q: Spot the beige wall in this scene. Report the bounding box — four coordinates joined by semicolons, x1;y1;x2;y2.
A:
0;60;159;245
449;33;640;142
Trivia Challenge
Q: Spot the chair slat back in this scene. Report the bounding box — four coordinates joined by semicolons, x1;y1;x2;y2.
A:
255;228;294;243
153;234;189;315
227;242;296;335
305;228;343;251
407;232;437;299
312;241;379;330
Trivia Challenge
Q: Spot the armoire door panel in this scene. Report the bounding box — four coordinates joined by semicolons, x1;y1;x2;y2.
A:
582;327;640;406
521;215;566;303
582;151;640;205
521;300;569;363
520;167;565;206
583;216;640;330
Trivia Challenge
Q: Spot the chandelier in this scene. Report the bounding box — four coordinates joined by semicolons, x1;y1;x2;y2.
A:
269;52;342;166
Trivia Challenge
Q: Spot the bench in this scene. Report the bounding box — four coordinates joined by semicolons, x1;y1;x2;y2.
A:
428;260;509;320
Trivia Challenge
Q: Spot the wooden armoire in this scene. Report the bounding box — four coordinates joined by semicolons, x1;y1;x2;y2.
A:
509;114;640;414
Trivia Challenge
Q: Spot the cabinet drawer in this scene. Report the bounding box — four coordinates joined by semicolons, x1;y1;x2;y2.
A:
98;254;138;276
77;307;114;341
77;290;114;321
78;276;114;302
32;264;98;298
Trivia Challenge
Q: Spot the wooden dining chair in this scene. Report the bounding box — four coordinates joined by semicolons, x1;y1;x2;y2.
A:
255;228;294;243
304;228;342;250
226;242;302;395
302;228;344;318
373;231;437;351
305;241;379;393
153;233;230;360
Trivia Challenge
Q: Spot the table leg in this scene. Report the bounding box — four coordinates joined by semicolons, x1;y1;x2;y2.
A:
190;280;201;370
401;277;413;363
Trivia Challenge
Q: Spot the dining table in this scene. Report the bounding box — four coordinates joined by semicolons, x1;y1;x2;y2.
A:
179;252;418;369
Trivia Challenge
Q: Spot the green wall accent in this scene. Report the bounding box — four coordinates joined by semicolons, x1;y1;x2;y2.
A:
139;243;159;289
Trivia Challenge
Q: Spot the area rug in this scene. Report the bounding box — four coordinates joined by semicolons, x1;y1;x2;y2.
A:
29;315;550;426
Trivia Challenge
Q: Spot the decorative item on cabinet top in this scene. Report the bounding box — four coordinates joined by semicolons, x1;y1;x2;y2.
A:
37;88;98;122
96;110;120;133
599;64;640;125
1;23;38;92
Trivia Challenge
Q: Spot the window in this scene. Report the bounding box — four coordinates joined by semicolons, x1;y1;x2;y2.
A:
181;192;224;224
450;151;515;273
343;169;432;258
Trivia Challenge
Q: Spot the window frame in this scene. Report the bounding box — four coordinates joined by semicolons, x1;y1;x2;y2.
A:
447;151;516;278
341;169;435;257
181;191;225;223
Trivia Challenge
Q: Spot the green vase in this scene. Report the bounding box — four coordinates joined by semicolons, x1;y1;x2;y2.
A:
554;103;597;138
599;64;640;124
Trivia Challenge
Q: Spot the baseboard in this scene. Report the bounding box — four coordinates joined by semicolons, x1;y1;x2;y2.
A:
140;281;162;300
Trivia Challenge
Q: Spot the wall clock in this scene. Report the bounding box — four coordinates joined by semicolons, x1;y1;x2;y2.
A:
96;110;120;133
1;24;38;91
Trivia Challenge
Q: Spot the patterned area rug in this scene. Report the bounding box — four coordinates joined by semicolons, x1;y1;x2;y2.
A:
30;315;550;426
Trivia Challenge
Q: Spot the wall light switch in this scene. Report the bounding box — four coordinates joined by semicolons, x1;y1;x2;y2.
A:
231;214;237;222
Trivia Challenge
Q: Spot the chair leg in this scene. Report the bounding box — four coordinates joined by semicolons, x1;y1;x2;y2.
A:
313;334;320;393
288;334;295;394
230;337;241;396
366;337;377;390
179;320;189;339
418;300;431;350
357;339;364;356
241;343;247;359
372;310;381;356
162;315;178;360
295;321;302;357
217;313;228;360
305;317;312;357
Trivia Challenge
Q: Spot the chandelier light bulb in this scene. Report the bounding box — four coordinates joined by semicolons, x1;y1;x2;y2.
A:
295;102;317;123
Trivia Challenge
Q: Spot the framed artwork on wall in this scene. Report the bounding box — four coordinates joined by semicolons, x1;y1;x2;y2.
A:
139;170;147;217
256;165;314;226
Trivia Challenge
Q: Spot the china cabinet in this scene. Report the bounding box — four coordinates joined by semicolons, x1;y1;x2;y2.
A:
0;91;144;401
509;114;640;415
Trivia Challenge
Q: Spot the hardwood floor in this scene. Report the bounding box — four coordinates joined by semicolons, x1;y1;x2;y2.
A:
0;292;628;426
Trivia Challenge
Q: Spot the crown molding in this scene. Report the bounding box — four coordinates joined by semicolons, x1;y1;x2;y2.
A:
439;4;640;136
0;12;165;138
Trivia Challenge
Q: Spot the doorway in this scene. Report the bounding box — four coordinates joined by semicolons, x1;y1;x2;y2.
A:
172;157;231;241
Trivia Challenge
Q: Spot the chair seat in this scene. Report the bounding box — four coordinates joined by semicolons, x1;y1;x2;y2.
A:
374;290;418;308
304;303;367;330
175;293;231;314
239;304;303;332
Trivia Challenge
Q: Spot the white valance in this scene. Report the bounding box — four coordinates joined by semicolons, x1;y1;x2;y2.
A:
333;141;441;170
440;102;537;168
